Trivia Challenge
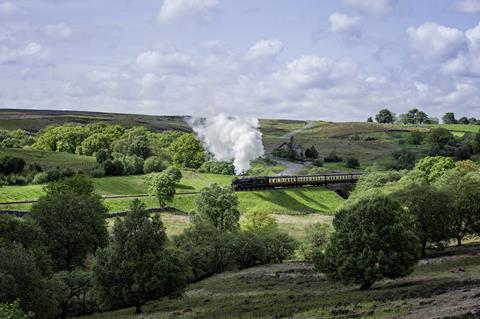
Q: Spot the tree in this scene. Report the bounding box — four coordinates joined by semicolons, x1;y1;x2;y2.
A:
195;183;240;231
148;172;176;208
43;174;95;198
346;157;360;168
375;108;395;124
435;171;480;246
95;149;111;164
241;210;278;233
398;108;429;124
31;183;108;270
0;156;26;175
407;131;425;145
199;160;235;175
0;245;61;319
442;112;457;124
394;182;453;257
317;194;420;290
143;156;168;173
164;166;182;183
103;159;124;176
78;133;112;156
415;156;456;183
458;116;470;124
456;160;479;174
261;232;297;264
0;300;33;319
92;199;187;314
367;117;373;123
168;133;205;168
304;145;319;159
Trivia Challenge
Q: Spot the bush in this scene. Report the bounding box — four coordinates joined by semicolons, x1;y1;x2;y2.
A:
119;155;144;175
0;300;33;319
90;166;105;178
0;156;26;175
240;210;278;233
298;223;333;261
143;156;168;173
324;150;342;163
103;159;124;176
312;158;324;167
0;174;27;185
261;232;297;264
407;131;425;145
346;157;360;168
317;194;420;290
227;232;266;269
95;149;111;164
164;166;182;183
32;172;49;184
199;160;235;175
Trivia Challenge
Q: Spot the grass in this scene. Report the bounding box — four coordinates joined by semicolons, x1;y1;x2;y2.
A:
82;243;480;319
0;147;97;171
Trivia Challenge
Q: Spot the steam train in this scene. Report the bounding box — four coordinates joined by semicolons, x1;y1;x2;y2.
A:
232;173;362;191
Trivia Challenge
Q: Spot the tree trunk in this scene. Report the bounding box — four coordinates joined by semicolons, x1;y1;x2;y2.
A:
135;304;142;314
421;241;427;258
457;237;462;246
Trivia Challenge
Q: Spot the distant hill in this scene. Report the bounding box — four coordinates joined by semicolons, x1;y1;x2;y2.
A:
0;109;192;133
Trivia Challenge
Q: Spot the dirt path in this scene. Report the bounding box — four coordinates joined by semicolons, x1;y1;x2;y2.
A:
274;157;305;176
280;120;316;139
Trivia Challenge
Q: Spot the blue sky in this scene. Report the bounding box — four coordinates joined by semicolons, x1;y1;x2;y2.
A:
0;0;480;121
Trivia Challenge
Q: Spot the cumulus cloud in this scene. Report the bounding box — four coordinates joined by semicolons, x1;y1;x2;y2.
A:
135;51;195;74
442;22;480;77
0;42;50;65
329;12;362;36
456;0;480;13
245;39;284;60
45;23;73;39
157;0;220;24
0;2;16;15
407;22;466;59
341;0;395;16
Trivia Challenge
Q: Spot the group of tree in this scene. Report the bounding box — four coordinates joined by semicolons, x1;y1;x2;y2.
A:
0;129;35;148
373;108;438;125
442;112;479;125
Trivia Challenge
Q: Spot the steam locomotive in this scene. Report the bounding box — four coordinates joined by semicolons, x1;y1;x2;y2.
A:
232;173;362;191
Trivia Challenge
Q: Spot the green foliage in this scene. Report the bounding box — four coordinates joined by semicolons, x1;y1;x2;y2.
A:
351;170;405;194
324;149;342;163
43;174;95;198
312;158;324;167
407;131;425;145
199;160;235;175
346;157;360;168
456;160;479;174
112;127;152;159
195;183;240;231
103;159;124;176
163;166;182;183
33;124;88;153
32;172;49;184
54;270;94;317
390;149;416;170
435;171;480;245
31;190;108;270
92;199;188;314
0;300;33;319
78;133;113;156
318;194;420;290
442;112;457;124
398;108;429;124
0;129;35;148
168;133;205;168
375;108;395;124
148;172;176;208
367;117;373;122
0;245;61;319
415;156;456;182
0;156;26;175
304;145;319;159
95;149;111;164
394;182;453;256
298;223;333;261
240;210;278;233
260;231;297;264
143;156;168;173
115;154;144;175
227;232;266;269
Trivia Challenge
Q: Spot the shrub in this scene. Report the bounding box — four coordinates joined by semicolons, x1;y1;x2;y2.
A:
0;300;33;319
32;172;49;184
324;150;342;163
148;172;176;208
261;232;297;264
168;133;205;168
346;157;360;168
90;166;105;178
317;194;420;290
312;158;324;167
0;174;27;185
143;156;168;173
227;232;266;269
0;156;26;175
407;131;425;145
199;160;235;175
119;155;144;175
415;156;455;182
164;166;182;183
103;159;124;176
298;223;333;261
240;210;278;233
95;149;111;164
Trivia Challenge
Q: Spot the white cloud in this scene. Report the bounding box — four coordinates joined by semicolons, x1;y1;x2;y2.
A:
135;51;195;74
407;22;466;59
341;0;394;16
157;0;219;24
245;39;284;60
329;12;362;36
45;23;73;39
0;42;50;65
0;2;16;15
456;0;480;13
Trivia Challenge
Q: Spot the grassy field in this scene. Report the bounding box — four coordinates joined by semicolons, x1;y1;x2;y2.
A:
0;147;97;171
83;243;480;319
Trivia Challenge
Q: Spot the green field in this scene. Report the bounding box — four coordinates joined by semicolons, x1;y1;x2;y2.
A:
0;147;97;171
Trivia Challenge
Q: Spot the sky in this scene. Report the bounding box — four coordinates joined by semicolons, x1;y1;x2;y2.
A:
0;0;480;121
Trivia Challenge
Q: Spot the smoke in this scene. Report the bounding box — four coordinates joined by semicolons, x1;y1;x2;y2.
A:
189;113;265;175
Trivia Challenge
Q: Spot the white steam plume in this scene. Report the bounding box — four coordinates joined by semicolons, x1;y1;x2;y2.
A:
189;113;265;175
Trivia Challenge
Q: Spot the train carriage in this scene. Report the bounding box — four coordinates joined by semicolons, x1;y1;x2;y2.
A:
232;173;362;191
